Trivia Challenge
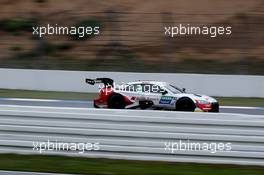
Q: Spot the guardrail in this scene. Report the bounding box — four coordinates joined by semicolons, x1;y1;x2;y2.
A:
0;105;263;166
1;68;263;97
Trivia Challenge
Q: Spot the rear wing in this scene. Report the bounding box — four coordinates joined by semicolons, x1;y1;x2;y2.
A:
85;78;114;87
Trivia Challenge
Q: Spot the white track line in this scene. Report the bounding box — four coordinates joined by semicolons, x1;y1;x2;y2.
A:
0;104;89;111
221;106;264;110
0;98;92;104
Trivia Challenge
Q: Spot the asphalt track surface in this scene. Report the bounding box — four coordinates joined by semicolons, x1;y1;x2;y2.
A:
0;98;263;115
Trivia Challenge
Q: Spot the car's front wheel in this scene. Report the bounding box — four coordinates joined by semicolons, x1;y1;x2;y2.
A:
176;97;196;112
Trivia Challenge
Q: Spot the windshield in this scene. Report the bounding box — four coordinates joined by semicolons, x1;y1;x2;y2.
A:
165;84;184;94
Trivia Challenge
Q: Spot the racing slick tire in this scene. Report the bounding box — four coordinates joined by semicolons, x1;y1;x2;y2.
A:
176;97;196;112
108;93;126;109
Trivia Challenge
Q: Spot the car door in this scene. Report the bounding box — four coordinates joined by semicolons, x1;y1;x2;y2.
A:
147;84;176;109
139;83;164;107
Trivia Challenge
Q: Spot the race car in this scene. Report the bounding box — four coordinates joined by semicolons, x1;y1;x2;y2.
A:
86;78;219;112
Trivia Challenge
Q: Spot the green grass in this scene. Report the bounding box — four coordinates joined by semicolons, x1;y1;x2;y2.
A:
0;89;263;107
0;154;263;175
215;97;264;107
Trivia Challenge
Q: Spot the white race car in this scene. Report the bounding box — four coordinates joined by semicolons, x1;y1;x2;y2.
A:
86;78;219;112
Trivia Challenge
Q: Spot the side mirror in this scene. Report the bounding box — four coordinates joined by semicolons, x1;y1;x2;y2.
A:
161;90;168;95
182;88;186;92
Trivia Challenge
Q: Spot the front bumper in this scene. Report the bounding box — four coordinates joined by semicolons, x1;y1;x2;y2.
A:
196;101;219;112
208;102;219;112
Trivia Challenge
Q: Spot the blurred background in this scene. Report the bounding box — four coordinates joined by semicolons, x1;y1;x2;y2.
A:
0;1;263;174
0;0;263;74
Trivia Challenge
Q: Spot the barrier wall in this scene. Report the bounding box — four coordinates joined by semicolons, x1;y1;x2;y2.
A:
1;68;263;97
0;105;263;165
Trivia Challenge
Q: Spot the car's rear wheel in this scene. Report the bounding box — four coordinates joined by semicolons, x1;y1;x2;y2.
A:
176;97;196;112
108;94;125;109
